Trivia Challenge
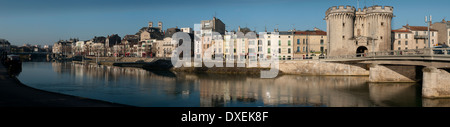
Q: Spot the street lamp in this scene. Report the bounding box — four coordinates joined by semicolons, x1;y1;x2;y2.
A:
425;15;432;49
115;40;117;61
371;33;377;56
306;34;309;58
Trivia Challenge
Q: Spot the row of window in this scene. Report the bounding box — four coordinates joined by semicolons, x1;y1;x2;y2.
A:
272;47;325;54
211;39;325;47
295;47;325;52
202;46;325;55
268;36;290;38
199;40;325;54
278;48;291;54
295;39;325;45
397;32;435;39
219;46;324;54
397;39;434;45
271;36;324;38
397;46;426;50
278;56;292;60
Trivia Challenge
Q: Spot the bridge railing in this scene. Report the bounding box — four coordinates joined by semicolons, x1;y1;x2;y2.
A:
325;48;450;60
431;48;450;56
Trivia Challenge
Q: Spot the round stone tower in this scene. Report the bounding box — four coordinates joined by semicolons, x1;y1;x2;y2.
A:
325;6;356;56
365;6;394;51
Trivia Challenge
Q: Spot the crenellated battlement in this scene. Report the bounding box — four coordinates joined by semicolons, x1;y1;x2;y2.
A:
326;5;356;16
326;5;392;16
356;5;394;14
356;7;366;15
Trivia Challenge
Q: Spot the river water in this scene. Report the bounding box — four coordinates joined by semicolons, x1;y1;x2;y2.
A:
16;62;450;107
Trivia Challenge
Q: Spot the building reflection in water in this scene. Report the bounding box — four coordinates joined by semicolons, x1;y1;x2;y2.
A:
368;83;419;107
40;62;450;107
51;62;183;95
196;75;373;107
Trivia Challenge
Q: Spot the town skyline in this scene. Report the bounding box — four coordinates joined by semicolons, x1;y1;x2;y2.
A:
1;0;450;46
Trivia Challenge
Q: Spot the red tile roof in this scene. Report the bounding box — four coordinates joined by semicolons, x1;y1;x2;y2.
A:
294;30;327;35
406;26;437;31
391;30;411;33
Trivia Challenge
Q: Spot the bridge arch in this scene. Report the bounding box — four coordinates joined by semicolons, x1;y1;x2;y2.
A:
356;46;368;54
356;46;368;57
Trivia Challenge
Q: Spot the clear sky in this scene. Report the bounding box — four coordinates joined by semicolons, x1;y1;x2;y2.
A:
1;0;449;46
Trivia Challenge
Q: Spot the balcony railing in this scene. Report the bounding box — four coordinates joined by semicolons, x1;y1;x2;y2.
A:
414;35;428;39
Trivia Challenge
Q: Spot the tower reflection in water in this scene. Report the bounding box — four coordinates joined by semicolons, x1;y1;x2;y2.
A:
18;62;450;107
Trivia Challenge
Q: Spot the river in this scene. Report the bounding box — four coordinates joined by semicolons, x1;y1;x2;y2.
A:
15;62;450;107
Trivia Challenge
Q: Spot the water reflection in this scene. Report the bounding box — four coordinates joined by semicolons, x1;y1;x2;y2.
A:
423;99;450;107
8;65;22;77
17;62;450;107
368;83;419;107
197;75;373;107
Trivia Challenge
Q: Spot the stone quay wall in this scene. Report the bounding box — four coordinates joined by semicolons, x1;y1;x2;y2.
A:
279;60;369;76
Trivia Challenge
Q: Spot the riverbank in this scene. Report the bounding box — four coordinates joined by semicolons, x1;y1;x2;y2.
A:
279;60;369;76
79;56;370;76
0;63;128;107
170;60;370;76
81;56;155;66
170;62;271;74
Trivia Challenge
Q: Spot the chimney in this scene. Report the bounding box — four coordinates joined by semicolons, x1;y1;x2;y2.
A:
315;27;324;31
158;21;163;29
148;22;153;27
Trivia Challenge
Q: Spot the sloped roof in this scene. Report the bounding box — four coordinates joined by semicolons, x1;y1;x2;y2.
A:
278;31;293;35
294;30;327;35
406;26;438;31
391;29;411;33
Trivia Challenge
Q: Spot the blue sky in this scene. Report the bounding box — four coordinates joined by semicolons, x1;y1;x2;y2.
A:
1;0;449;46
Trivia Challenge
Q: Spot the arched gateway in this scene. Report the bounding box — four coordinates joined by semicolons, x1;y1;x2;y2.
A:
356;46;368;57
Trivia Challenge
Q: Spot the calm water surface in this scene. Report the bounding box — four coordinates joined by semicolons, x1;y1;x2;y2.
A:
16;62;450;107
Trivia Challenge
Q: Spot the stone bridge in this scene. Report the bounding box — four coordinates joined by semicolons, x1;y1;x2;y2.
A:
322;48;450;98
